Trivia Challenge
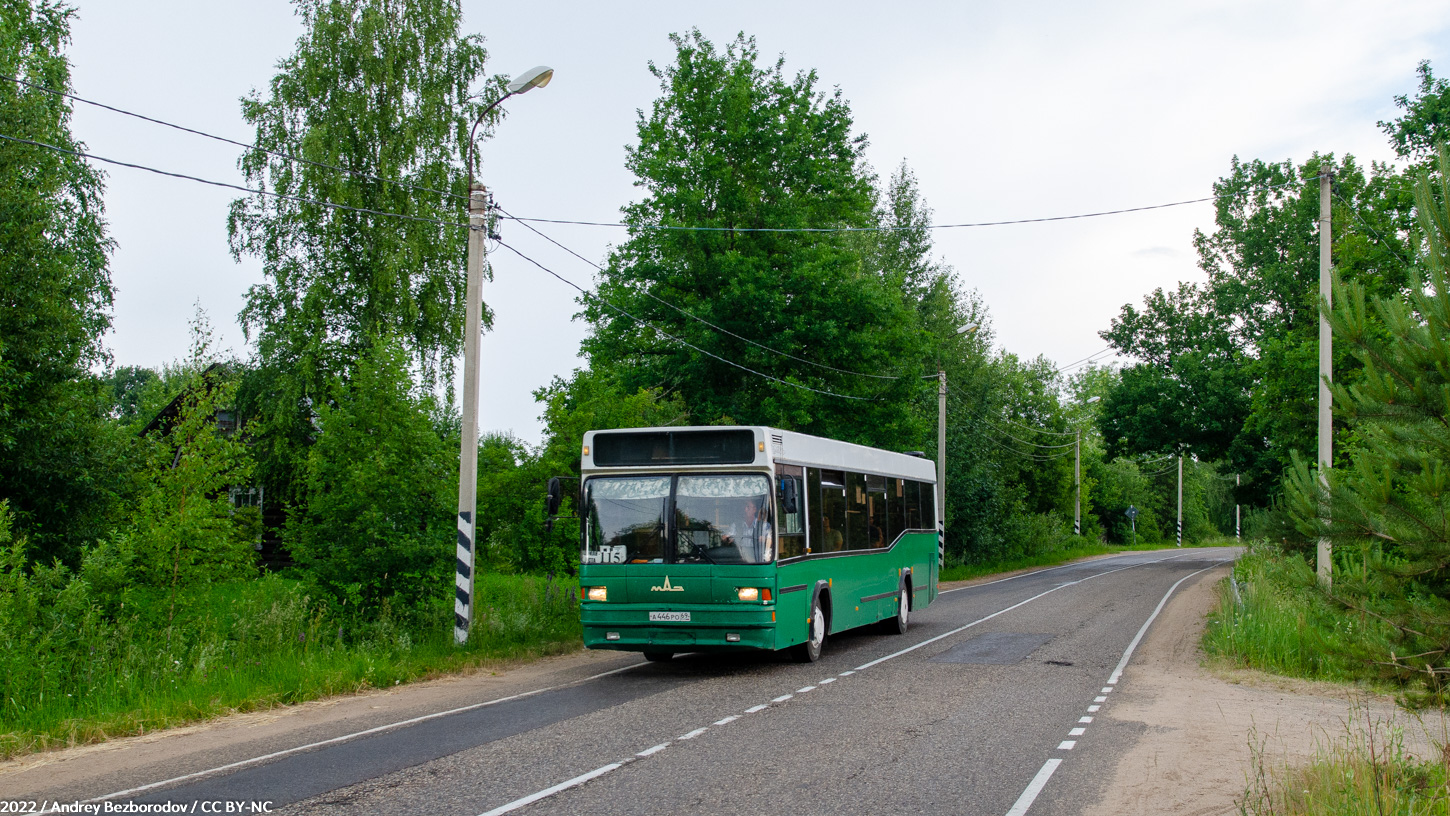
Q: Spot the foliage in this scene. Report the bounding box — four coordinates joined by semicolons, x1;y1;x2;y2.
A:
0;0;127;564
1284;146;1450;698
0;498;578;759
1203;543;1397;684
1101;151;1416;510
1381;60;1450;162
227;0;498;527
583;31;939;450
285;337;455;618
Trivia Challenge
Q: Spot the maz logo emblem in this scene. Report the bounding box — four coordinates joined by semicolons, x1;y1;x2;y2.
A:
650;576;685;592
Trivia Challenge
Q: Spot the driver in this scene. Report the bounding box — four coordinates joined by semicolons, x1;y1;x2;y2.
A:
723;496;773;561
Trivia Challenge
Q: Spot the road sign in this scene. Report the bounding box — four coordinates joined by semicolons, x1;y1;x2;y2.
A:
1125;505;1138;520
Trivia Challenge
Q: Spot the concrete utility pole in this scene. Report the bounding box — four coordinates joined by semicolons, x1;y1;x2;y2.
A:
1235;473;1241;542
1176;455;1183;547
455;183;487;645
1317;169;1334;590
937;367;946;570
453;65;553;646
1074;430;1081;536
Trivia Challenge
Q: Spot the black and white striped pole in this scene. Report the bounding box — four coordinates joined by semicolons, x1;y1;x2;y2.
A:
1175;454;1183;548
455;184;487;645
455;66;554;645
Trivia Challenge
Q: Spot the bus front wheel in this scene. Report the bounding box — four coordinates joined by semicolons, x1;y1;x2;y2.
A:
791;597;827;663
883;586;910;635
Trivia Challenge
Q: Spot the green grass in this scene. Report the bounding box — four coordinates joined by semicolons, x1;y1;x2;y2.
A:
1240;705;1450;815
0;572;582;759
938;537;1228;583
1202;543;1398;686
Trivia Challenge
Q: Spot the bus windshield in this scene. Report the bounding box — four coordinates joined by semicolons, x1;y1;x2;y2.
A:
581;474;773;565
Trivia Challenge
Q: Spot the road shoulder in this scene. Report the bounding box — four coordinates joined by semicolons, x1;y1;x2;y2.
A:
1081;566;1430;816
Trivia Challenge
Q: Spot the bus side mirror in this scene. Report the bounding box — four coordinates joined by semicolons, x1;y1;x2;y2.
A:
546;477;562;516
781;476;799;514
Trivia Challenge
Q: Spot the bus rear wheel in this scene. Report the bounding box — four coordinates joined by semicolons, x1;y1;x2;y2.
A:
791;597;827;663
643;651;674;662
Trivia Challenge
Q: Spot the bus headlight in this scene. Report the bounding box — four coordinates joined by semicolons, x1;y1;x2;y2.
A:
737;587;759;602
586;586;607;602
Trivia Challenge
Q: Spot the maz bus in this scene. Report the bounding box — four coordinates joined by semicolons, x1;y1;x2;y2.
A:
568;426;939;662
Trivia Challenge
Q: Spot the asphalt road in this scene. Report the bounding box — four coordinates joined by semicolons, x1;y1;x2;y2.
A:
45;547;1237;816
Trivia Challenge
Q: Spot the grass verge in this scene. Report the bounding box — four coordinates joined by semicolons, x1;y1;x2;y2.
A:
0;572;581;760
1202;542;1397;686
1240;704;1450;815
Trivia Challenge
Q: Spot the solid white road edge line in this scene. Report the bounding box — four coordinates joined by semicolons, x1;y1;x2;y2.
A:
1004;759;1063;816
852;555;1173;672
938;548;1192;594
468;552;1225;816
60;661;645;810
999;556;1230;816
1107;563;1224;685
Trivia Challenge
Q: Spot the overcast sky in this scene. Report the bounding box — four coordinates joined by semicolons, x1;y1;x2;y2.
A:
65;0;1450;445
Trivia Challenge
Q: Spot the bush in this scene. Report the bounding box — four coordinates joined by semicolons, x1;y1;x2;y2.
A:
286;338;455;620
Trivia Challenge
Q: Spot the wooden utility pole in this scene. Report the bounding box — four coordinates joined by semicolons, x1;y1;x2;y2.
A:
1317;170;1333;590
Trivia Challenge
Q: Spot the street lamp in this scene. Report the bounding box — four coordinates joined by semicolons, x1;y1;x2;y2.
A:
455;65;554;646
937;323;978;571
1074;395;1100;536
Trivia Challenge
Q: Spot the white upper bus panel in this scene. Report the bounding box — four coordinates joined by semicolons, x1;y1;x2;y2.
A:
581;426;936;483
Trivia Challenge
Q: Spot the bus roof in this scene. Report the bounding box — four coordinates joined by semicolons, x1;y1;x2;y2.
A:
580;426;937;482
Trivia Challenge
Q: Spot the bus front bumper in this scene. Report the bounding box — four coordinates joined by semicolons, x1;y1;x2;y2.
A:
581;604;777;653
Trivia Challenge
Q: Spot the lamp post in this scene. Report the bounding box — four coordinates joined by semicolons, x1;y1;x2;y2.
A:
937;323;978;571
455;65;554;646
1074;395;1100;536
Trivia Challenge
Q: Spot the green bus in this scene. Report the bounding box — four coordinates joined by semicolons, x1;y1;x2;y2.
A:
569;426;939;662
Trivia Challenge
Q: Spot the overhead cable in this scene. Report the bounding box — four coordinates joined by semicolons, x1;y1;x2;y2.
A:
0;133;470;230
499;178;1303;234
492;239;879;402
0;72;468;203
494;204;902;381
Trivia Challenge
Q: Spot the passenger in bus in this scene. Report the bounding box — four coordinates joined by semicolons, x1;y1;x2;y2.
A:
723;497;774;562
820;515;844;552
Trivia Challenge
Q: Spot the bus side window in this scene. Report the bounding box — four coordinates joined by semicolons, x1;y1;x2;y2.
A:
921;481;937;529
777;464;806;559
904;480;921;529
845;471;868;550
806;467;822;554
888;478;905;544
866;473;887;548
818;469;846;553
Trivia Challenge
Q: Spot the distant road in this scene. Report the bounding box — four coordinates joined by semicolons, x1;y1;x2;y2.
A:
33;547;1237;816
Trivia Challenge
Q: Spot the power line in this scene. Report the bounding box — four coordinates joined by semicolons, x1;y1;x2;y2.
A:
499;177;1302;234
492;239;880;402
0;133;471;231
1;72;469;204
494;204;903;381
1331;188;1417;268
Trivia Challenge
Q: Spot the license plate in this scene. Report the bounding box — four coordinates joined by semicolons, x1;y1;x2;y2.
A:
650;611;691;622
